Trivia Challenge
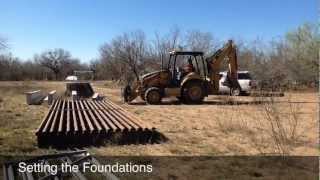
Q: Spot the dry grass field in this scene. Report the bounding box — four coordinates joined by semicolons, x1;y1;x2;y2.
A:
0;81;318;179
0;81;318;156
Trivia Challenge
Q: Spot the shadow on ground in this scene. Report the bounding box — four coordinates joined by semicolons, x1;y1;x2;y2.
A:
37;130;168;149
129;100;269;106
128;99;318;106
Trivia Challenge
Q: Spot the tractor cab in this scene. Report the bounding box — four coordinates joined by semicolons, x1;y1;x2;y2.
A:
166;51;207;87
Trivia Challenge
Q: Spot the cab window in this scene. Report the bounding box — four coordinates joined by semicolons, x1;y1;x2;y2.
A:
238;73;251;80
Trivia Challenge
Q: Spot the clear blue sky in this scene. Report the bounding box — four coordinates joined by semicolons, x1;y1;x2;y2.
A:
0;0;317;62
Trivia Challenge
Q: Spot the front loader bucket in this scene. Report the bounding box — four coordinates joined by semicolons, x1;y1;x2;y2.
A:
122;85;132;103
122;84;140;103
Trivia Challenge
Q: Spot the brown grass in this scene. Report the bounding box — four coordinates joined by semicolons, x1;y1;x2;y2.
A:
0;81;318;179
0;81;65;155
93;82;318;156
0;81;318;156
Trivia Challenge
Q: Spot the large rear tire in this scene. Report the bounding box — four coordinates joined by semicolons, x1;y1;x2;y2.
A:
145;87;162;105
182;81;204;104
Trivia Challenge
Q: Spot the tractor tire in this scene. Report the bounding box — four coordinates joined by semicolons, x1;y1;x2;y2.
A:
145;87;162;105
182;81;204;104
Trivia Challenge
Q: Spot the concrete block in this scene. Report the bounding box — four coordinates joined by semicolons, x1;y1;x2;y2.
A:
92;93;100;100
72;90;78;100
25;90;45;105
48;90;57;105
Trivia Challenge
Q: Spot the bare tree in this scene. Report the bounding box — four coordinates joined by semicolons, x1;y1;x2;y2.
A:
151;27;182;69
0;54;23;80
168;26;182;50
89;59;100;80
285;23;319;86
100;30;148;83
185;30;217;54
37;48;73;80
0;22;311;87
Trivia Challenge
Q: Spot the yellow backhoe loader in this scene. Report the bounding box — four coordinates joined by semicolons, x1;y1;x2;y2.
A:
122;40;241;104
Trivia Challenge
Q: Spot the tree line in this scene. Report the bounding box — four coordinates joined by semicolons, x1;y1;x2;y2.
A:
0;23;318;89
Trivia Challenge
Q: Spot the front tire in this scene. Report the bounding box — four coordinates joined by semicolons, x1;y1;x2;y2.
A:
182;81;204;104
145;87;162;104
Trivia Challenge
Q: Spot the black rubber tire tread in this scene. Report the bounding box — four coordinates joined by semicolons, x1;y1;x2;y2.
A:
145;87;162;105
182;81;204;104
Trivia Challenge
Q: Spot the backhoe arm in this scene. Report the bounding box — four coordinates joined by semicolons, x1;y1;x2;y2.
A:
206;40;240;94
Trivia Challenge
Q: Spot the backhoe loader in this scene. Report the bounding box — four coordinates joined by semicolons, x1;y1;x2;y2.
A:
122;40;241;104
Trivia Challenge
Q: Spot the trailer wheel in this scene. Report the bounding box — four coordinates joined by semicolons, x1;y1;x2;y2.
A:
145;87;162;104
182;81;204;104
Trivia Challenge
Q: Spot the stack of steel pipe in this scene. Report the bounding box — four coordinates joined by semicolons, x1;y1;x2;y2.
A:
36;99;156;147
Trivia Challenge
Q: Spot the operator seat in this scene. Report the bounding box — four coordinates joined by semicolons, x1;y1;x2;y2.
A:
183;57;195;74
